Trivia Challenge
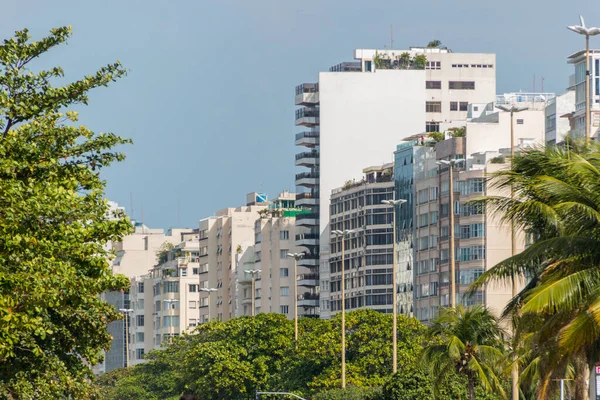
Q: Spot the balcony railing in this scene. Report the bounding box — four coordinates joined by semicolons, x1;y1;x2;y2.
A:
295;172;319;180
296;192;316;200
295;151;319;161
295;108;320;120
298;293;319;301
296;233;319;241
295;83;319;95
296;213;319;221
295;131;320;141
297;273;319;281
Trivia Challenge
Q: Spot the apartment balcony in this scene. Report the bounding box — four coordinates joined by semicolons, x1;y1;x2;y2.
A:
295;131;320;147
295;192;319;207
298;292;319;307
295;172;319;188
297;273;319;287
241;297;252;305
295;233;319;247
295;83;319;106
295;107;320;127
296;213;319;227
295;150;319;167
297;254;319;267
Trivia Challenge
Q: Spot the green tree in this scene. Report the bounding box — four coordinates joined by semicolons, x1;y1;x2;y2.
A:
427;40;443;48
411;54;427;70
398;52;411;69
0;27;131;398
469;143;600;400
449;126;466;138
422;306;507;400
428;131;445;143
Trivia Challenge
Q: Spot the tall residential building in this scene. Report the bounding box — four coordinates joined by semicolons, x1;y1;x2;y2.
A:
567;49;600;139
294;47;497;318
323;164;395;318
198;194;268;322
102;224;192;373
128;231;201;364
545;90;575;144
236;192;318;318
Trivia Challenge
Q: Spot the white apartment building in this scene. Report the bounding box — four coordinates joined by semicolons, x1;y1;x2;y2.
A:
323;164;396;319
294;46;497;318
567;49;600;139
545;90;576;144
102;223;192;373
236;192;318;318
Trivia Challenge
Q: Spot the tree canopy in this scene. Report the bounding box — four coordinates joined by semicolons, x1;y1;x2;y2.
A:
0;26;132;398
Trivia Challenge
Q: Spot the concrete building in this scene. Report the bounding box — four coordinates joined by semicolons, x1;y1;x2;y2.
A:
567;49;600;139
102;223;192;373
295;47;497;318
545;90;576;145
323;164;396;318
237;192;318;318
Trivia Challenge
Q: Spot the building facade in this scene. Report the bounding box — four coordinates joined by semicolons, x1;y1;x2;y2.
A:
567;49;600;139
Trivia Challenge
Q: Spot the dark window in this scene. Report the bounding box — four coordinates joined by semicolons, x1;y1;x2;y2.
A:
517;119;524;125
426;102;442;113
450;102;458;111
426;122;440;132
459;102;468;111
426;81;442;89
449;81;475;90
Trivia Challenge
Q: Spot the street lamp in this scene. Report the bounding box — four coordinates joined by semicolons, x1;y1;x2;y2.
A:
118;308;134;367
244;269;262;316
496;103;528;400
287;252;304;349
199;288;217;323
567;16;600;144
436;159;464;309
163;299;179;344
381;198;407;374
331;229;355;389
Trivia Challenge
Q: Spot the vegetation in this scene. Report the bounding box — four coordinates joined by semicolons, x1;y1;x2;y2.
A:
427;40;443;48
0;27;132;398
373;51;427;70
470;142;600;399
428;131;445;143
449;126;466;138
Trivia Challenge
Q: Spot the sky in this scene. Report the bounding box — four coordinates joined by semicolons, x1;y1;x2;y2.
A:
3;0;600;229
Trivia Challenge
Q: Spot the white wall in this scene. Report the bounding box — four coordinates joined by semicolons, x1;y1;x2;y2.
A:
318;70;426;253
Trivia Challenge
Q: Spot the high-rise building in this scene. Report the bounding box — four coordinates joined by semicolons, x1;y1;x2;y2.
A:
567;49;600;139
545;90;576;145
294;47;497;318
323;164;396;319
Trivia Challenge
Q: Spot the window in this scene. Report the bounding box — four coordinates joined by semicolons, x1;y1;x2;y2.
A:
426;121;440;132
192;267;199;275
460;225;470;239
137;282;144;293
471;223;485;238
136;348;145;360
180;267;187;277
162;315;180;328
199;263;209;273
426;101;442;113
280;230;289;240
255;232;262;243
517;119;524;125
136;315;144;326
459;102;468;111
441;225;449;240
280;268;289;277
136;332;144;342
440;249;449;263
419;213;429;227
418;189;429;204
164;282;178;293
449;81;475;90
474;106;479;112
426;61;441;70
471;245;486;260
280;287;289;297
189;284;199;292
429;187;439;201
426;80;441;89
419;236;429;251
280;305;289;314
469;178;485;193
450;101;458;111
459;269;484;285
280;249;289;259
430;211;439;224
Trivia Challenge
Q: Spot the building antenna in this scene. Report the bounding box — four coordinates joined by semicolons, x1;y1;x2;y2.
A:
130;192;134;220
177;199;180;226
541;76;544;92
141;205;145;233
390;24;394;50
532;74;536;93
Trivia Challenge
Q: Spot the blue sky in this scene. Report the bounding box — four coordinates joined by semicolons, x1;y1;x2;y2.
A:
3;0;600;229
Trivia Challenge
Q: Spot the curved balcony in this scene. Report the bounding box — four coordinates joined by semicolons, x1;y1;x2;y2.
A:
296;213;319;227
295;150;319;167
295;192;319;207
295;172;319;188
297;254;319;267
298;292;319;307
297;273;319;287
295;83;319;106
295;107;320;127
295;233;319;247
295;131;320;147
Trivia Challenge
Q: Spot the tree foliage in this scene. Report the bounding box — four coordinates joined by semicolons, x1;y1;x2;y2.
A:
0;27;132;398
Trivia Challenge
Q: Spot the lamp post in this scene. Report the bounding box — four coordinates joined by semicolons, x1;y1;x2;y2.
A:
287;252;304;349
331;229;355;389
567;16;600;144
163;299;179;344
118;308;134;367
381;198;407;374
244;269;262;316
496;103;528;400
436;159;464;309
199;287;217;323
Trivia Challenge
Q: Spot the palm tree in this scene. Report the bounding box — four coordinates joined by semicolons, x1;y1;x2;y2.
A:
422;305;507;400
469;142;600;400
427;39;443;48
